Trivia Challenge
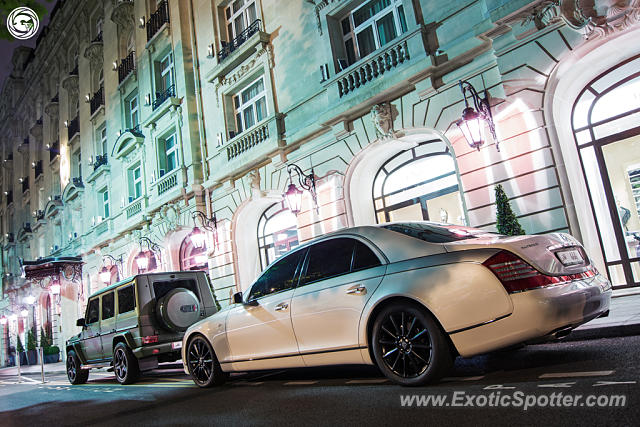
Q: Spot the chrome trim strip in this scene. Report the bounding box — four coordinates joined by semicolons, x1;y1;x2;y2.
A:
220;346;368;364
448;313;512;335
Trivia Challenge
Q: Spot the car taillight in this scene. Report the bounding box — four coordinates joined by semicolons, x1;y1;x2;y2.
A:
142;335;158;344
482;250;595;294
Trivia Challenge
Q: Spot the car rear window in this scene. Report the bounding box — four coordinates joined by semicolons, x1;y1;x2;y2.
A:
153;279;200;301
383;223;497;243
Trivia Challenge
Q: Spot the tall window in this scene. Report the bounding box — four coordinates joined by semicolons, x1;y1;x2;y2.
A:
257;203;299;270
126;92;139;129
156;52;173;92
98;126;107;156
339;0;407;68
73;149;82;178
373;141;466;225
225;0;257;41
128;163;142;202
180;236;207;271
232;76;267;136
96;18;103;38
99;187;109;219
158;133;178;176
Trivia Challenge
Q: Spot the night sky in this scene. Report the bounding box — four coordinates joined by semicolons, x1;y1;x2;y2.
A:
0;1;57;92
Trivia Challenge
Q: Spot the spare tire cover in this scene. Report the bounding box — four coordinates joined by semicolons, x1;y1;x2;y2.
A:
157;288;200;332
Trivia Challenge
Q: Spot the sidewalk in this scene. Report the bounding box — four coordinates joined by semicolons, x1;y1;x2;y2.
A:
0;289;637;376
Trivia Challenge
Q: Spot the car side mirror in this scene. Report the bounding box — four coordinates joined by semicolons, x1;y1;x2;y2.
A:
76;318;85;327
232;292;243;304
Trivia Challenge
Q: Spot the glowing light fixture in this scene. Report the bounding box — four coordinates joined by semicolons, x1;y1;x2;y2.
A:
456;80;499;151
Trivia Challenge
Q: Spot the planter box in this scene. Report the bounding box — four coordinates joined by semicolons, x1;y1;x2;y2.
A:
44;353;60;364
26;349;38;365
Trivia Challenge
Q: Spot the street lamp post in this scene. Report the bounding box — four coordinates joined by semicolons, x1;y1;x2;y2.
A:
456;80;499;151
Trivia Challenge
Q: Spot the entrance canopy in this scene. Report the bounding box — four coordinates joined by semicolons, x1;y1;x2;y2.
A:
22;256;83;283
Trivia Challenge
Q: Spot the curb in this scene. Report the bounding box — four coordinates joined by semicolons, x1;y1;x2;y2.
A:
565;323;640;342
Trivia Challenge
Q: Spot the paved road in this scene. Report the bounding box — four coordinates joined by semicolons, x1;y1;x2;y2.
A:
1;335;638;426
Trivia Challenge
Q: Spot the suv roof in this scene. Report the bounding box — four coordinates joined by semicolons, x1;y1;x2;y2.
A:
87;271;204;299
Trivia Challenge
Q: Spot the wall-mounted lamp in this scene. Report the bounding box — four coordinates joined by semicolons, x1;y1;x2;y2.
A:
190;210;218;252
283;164;317;215
85;93;91;103
0;315;6;325
20;307;29;317
23;294;36;305
50;278;61;295
64;120;69;128
207;44;214;58
99;254;123;284
456;80;499;151
144;93;152;106
139;16;146;28
112;61;118;71
135;237;161;272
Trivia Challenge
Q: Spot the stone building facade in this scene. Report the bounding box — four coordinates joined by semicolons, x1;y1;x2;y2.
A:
1;0;639;365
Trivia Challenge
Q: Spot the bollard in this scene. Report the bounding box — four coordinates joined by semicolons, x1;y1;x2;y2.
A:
16;349;22;383
40;347;46;384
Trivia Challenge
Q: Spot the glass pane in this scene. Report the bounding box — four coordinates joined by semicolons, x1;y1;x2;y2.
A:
345;38;356;65
356;26;376;58
426;191;465;225
581;146;621;261
232;0;244;14
632;261;640;284
608;264;627;286
575;130;591;146
591;77;640;124
102;293;114;320
593;110;640;140
234;15;244;35
301;238;355;284
591;56;640;93
376;12;397;46
341;17;351;35
247;3;257;24
135;182;142;199
167;152;177;171
86;299;99;324
602;135;640;258
118;285;135;314
249;249;304;299
243;105;255;129
235;113;243;133
352;240;381;271
397;5;407;33
255;97;267;122
388;203;423;222
166;135;175;150
572;91;595;130
384;154;455;194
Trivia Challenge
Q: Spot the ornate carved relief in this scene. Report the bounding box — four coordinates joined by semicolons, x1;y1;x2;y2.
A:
560;0;640;39
110;0;135;31
84;42;104;68
62;74;79;99
371;102;399;140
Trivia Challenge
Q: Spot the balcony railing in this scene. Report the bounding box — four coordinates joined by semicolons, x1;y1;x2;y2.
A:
152;84;175;110
118;51;136;84
93;154;108;171
21;177;29;194
72;177;84;188
35;210;45;221
67;116;79;140
157;169;178;195
336;39;410;98
227;121;269;160
92;31;103;43
49;140;59;162
90;86;104;115
22;223;32;233
34;160;43;179
95;220;108;235
126;199;142;219
218;19;262;63
147;0;169;42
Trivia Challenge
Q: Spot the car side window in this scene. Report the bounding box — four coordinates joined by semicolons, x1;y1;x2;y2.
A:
248;249;305;300
300;238;355;285
117;285;136;314
352;240;382;271
86;298;99;324
102;292;115;320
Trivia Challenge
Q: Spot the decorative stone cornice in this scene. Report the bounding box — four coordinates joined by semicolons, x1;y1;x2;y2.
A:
111;0;135;32
560;0;640;39
61;74;79;99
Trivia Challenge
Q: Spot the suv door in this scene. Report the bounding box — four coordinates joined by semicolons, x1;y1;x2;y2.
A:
291;238;386;360
99;291;116;359
225;248;306;370
82;297;103;362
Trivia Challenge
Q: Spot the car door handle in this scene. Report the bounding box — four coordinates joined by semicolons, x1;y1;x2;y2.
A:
274;302;289;311
346;285;367;295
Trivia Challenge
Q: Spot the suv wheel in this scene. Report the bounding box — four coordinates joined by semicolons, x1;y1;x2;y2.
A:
113;342;140;385
371;303;453;386
187;336;226;388
67;350;89;385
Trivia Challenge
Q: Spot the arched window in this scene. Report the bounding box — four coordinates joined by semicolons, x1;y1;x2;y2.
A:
257;203;299;270
373;140;466;225
180;236;208;271
571;53;640;288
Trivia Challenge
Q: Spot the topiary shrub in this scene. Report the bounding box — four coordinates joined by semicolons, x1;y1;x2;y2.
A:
17;335;24;353
495;184;525;236
27;329;37;351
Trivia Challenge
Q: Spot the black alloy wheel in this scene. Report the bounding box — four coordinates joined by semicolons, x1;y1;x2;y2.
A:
113;342;139;385
372;303;452;386
187;336;226;388
66;350;89;385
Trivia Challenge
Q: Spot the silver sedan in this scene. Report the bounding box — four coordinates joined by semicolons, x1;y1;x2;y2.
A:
182;222;611;387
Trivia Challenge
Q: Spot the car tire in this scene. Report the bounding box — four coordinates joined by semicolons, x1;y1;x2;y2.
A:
371;302;453;386
187;335;226;388
67;350;89;385
113;342;140;385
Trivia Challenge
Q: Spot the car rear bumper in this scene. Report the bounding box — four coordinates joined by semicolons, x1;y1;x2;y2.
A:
133;341;182;360
449;274;612;357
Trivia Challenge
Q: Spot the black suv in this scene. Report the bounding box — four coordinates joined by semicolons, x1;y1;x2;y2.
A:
66;271;219;384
